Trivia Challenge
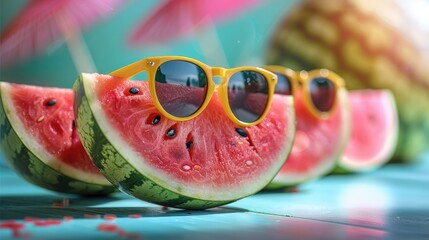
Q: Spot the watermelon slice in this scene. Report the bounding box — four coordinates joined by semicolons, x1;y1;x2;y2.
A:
74;73;296;209
337;90;398;172
267;87;351;189
0;82;114;195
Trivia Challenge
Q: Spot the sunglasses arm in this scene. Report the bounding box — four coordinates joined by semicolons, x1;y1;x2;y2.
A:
109;60;147;79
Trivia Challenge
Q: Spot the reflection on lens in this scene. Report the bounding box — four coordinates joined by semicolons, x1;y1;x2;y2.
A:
155;60;208;117
273;73;293;95
228;70;269;123
309;77;335;112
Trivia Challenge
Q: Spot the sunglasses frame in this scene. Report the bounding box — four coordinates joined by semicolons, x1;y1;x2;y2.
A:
110;56;278;127
264;66;345;119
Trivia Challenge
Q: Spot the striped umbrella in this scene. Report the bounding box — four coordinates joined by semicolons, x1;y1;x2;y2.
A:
0;0;125;72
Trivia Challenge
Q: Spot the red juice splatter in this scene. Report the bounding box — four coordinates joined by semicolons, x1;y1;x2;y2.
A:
0;221;24;229
103;214;117;221
119;230;142;239
52;198;70;207
52;202;64;207
97;223;142;240
123;232;142;240
63;216;74;222
0;220;29;237
84;214;101;219
24;217;39;222
33;219;62;227
98;223;120;232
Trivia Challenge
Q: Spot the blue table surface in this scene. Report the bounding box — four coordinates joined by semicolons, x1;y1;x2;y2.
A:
1;153;428;240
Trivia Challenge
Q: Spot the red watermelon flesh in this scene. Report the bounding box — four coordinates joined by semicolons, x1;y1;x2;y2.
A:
339;90;398;172
1;83;107;184
91;74;295;197
268;87;350;188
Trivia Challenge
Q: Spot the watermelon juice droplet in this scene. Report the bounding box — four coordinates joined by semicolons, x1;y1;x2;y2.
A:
182;164;191;171
36;116;45;122
104;214;117;221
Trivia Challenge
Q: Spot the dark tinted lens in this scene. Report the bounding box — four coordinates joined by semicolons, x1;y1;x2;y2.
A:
309;77;335;112
273;72;293;95
155;60;208;117
228;70;269;123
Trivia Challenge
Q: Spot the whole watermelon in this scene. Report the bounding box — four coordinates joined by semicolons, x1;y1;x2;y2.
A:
266;0;429;161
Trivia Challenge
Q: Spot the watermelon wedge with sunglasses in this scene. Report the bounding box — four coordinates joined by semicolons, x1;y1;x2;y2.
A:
73;57;297;209
263;66;350;188
110;56;278;127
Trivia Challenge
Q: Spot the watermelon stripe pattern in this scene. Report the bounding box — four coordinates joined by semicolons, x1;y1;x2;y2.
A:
266;0;429;161
0;92;114;196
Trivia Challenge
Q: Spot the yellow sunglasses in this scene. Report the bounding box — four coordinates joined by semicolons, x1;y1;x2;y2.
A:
110;56;278;127
264;66;345;119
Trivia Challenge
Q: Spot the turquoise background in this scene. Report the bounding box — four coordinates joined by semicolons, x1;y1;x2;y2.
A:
0;0;298;88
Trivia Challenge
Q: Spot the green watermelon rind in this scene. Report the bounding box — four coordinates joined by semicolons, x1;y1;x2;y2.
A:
0;83;115;196
75;73;295;209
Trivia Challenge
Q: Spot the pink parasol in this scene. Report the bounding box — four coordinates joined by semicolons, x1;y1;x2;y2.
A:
0;0;124;71
128;0;261;46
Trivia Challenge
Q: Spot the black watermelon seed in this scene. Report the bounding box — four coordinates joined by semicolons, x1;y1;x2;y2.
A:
166;128;176;138
186;141;193;149
235;128;248;137
152;115;161;125
45;99;56;106
129;87;140;94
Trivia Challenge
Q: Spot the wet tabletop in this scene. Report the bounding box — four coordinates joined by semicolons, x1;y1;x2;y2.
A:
1;152;428;240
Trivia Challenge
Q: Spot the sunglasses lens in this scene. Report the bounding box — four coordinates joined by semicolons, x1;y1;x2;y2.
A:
309;77;336;112
155;60;208;117
228;70;269;123
273;73;293;95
